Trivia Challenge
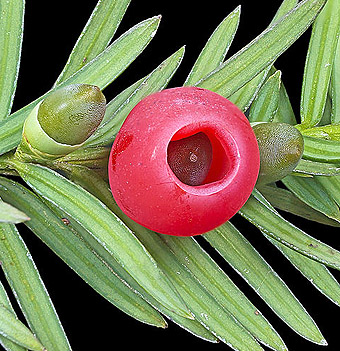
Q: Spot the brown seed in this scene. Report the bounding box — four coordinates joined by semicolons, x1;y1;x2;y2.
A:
61;217;70;225
167;132;213;186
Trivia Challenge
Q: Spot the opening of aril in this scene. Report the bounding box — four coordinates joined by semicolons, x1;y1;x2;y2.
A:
167;130;231;186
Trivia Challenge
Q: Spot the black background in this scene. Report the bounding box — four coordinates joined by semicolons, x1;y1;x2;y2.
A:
7;1;340;350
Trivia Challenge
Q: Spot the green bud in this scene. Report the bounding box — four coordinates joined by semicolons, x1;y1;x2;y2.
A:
38;84;106;145
16;84;106;162
253;122;304;186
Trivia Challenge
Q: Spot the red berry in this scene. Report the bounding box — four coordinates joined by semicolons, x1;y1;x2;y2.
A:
108;87;260;236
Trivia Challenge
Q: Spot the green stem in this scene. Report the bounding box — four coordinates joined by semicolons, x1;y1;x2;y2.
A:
0;144;110;179
0;151;18;176
53;146;110;180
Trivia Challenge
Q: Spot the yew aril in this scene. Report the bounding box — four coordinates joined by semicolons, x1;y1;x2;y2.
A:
108;87;260;236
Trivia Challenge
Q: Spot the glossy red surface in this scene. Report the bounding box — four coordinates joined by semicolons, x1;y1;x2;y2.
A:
109;87;260;236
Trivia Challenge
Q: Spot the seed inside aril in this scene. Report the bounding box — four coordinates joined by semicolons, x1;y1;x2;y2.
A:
167;132;213;186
